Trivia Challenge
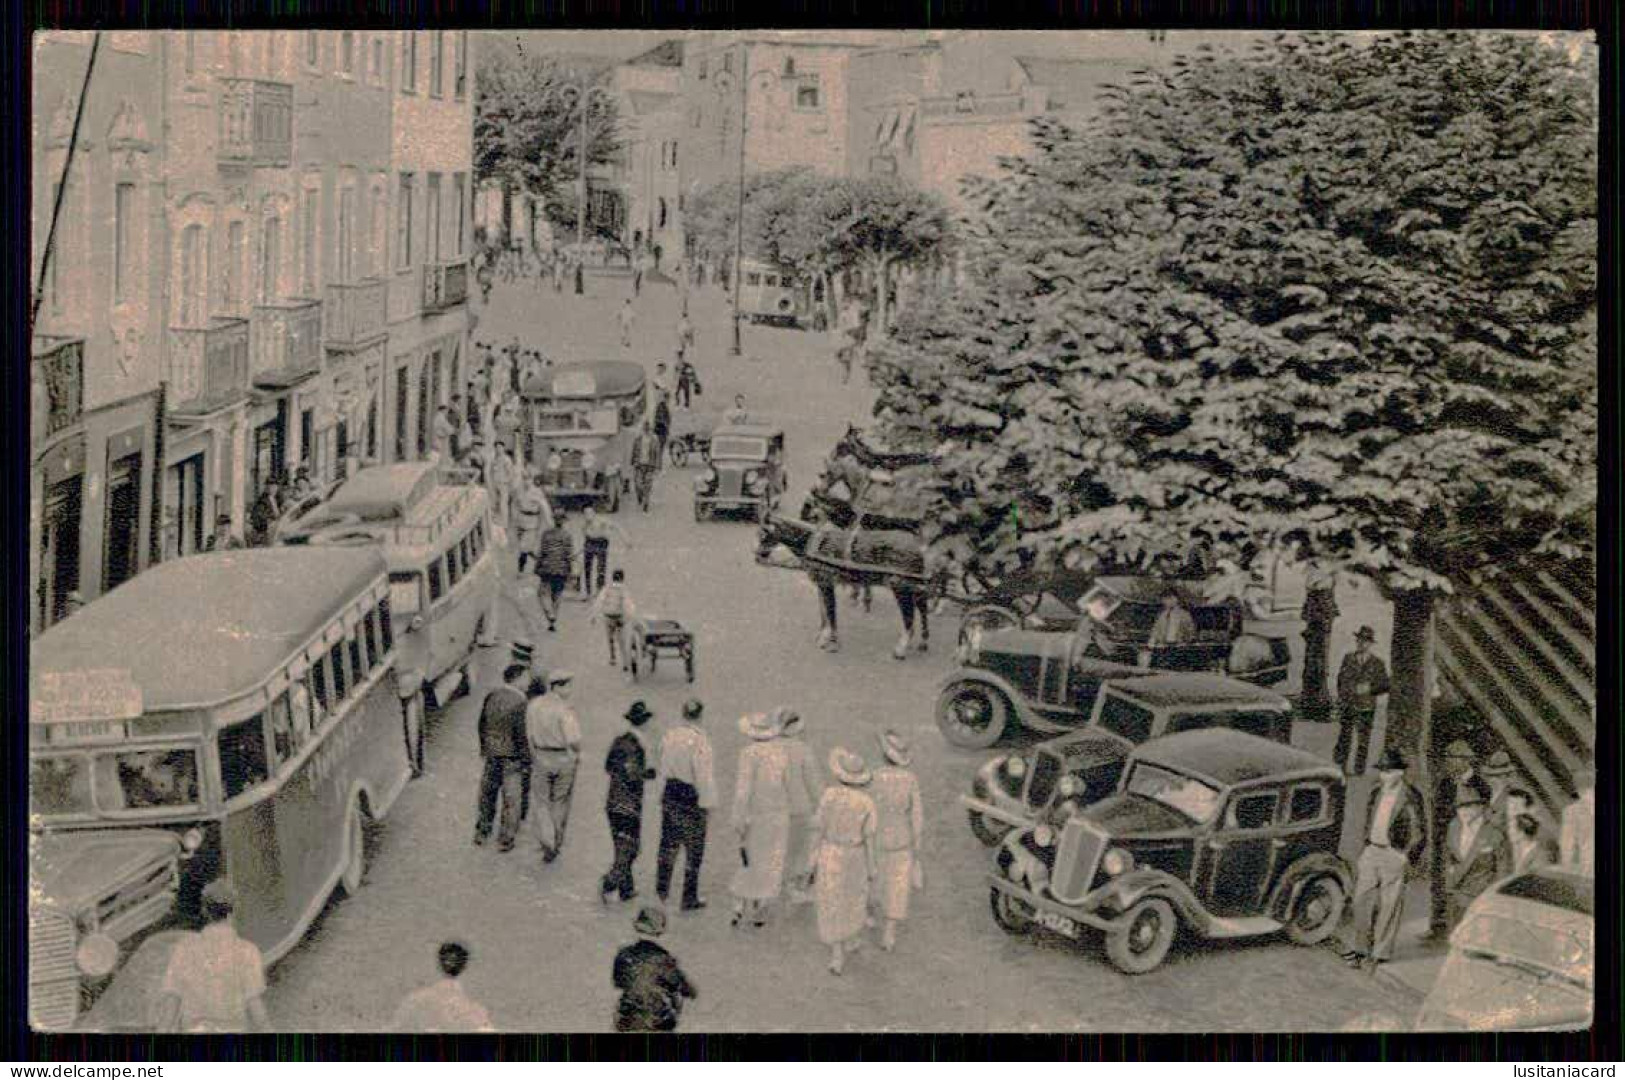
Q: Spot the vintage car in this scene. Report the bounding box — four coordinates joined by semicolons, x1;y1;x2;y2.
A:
937;576;1294;749
29;829;188;1030
988;729;1350;974
1416;868;1594;1032
693;423;787;522
961;673;1295;846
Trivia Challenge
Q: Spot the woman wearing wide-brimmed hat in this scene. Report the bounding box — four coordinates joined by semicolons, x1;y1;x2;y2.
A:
803;748;879;975
727;709;807;928
871;729;924;952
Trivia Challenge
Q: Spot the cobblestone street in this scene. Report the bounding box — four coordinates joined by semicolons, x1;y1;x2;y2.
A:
260;274;1419;1032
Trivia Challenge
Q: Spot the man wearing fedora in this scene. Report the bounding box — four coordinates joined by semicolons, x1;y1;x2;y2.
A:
1425;738;1480;941
657;699;717;912
602;701;657;903
1335;625;1391;775
1343;747;1424;972
871;730;925;954
1442;776;1504;930
526;669;581;865
612;906;697;1032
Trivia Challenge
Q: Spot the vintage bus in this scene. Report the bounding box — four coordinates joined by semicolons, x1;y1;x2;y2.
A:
29;547;420;1019
281;460;499;715
738;258;823;330
520;360;647;513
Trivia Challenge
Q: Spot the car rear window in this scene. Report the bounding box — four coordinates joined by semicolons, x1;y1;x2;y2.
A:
1096;695;1155;744
1497;873;1594;917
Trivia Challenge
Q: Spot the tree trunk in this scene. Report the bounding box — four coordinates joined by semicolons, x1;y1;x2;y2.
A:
1387;587;1437;921
872;254;892;336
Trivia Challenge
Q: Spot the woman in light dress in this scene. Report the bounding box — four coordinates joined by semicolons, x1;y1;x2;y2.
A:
804;748;879;975
728;710;811;928
870;730;924;953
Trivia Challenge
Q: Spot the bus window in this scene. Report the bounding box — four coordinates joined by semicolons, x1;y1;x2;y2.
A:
219;715;271;801
311;656;331;714
30;755;92;815
269;691;297;765
329;642;350;702
363;610;381;668
389;572;423;617
349;630;367;684
474;520;485;555
290;677;318;739
428;561;445;602
379;598;394;651
460;535;473;573
446;548;462;588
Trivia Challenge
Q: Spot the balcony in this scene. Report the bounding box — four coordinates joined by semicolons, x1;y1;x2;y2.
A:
323;278;388;351
218;79;293;168
31;335;84;440
250;298;323;389
167;318;251;414
421;257;470;312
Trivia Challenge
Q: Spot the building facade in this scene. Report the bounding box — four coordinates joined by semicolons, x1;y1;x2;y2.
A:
609;40;684;268
29;30;475;636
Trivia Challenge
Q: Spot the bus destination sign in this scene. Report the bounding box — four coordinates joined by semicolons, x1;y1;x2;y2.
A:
31;669;144;733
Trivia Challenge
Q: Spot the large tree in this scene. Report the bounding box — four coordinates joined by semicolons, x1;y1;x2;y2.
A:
869;31;1597;761
474;47;624;242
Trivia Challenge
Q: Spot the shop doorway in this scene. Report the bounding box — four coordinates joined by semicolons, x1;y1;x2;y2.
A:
38;477;83;628
103;452;144;592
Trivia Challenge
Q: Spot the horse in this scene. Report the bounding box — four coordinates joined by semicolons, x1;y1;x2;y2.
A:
757;515;933;659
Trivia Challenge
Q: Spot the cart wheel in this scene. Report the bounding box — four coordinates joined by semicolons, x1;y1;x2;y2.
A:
649;650;659;673
671;442;689;467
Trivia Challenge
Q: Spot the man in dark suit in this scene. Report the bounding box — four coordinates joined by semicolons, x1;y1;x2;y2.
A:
1344;747;1425;972
475;664;533;852
1443;777;1505;930
601;701;657;903
1335;625;1391;775
612;906;697;1032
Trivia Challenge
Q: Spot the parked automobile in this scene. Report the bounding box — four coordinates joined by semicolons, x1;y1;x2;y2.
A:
28;830;186;1031
1415;868;1593;1032
961;673;1295;846
693;423;787;522
937;577;1293;750
988;729;1350;975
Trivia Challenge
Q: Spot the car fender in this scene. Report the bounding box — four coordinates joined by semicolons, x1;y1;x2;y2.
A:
963;758;1028;825
936;669;1042;733
1267;852;1354;922
1089;868;1208;930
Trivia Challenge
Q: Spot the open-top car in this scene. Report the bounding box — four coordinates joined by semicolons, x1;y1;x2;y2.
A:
937;577;1293;749
988;729;1350;974
693;422;787;522
961;673;1295;846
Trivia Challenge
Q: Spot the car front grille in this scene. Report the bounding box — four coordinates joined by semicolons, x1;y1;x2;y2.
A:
1026;751;1062;811
1053;821;1107;904
719;473;743;498
29;910;78;1031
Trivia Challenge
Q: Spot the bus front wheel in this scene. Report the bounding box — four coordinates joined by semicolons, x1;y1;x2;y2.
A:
340;798;370;897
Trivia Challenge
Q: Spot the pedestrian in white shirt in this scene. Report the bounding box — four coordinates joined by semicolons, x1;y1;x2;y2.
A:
157;881;270;1033
657;699;716;912
526;670;582;864
391;942;495;1032
1344;748;1424;972
589;569;637;670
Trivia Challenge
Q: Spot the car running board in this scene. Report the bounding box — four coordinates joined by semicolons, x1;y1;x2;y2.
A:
1203;915;1283;939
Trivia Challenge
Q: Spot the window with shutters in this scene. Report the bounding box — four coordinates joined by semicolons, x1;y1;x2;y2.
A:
397;173;414;268
429;31;443;97
402;33;417;93
114;183;136;304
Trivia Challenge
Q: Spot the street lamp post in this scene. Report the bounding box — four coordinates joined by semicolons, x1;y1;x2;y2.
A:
729;47;747;356
542;81;613;296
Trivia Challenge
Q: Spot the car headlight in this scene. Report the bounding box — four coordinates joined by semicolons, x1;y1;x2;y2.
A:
1058;775;1081;798
1033;824;1055;849
1102;848;1134;876
1004;756;1026;780
181;828;204;853
410;615;425;632
546;453;563;472
75;933;119;979
581;451;597;471
746;472;767;493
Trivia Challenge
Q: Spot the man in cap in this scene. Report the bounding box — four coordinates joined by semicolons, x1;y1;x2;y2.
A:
157;880;270;1033
612;907;697;1032
657;699;716;912
1335;626;1391;775
1443;777;1504;930
1343;748;1424;972
527;670;582;864
391;941;495;1032
602;701;657;903
475;663;533;852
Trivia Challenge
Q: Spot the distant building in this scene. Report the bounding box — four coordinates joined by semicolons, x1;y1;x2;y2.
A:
609;39;685;267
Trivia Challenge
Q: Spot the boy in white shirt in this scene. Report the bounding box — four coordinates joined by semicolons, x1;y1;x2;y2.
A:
589;569;638;670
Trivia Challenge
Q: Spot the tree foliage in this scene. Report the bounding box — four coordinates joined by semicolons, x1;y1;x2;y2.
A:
869;31;1597;594
474;48;624;237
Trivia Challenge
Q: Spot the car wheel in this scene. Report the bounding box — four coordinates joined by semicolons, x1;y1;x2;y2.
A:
1105;897;1177;975
1285;875;1346;947
969;810;1012;847
936;682;1011;750
989;887;1036;936
340;798;369;897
